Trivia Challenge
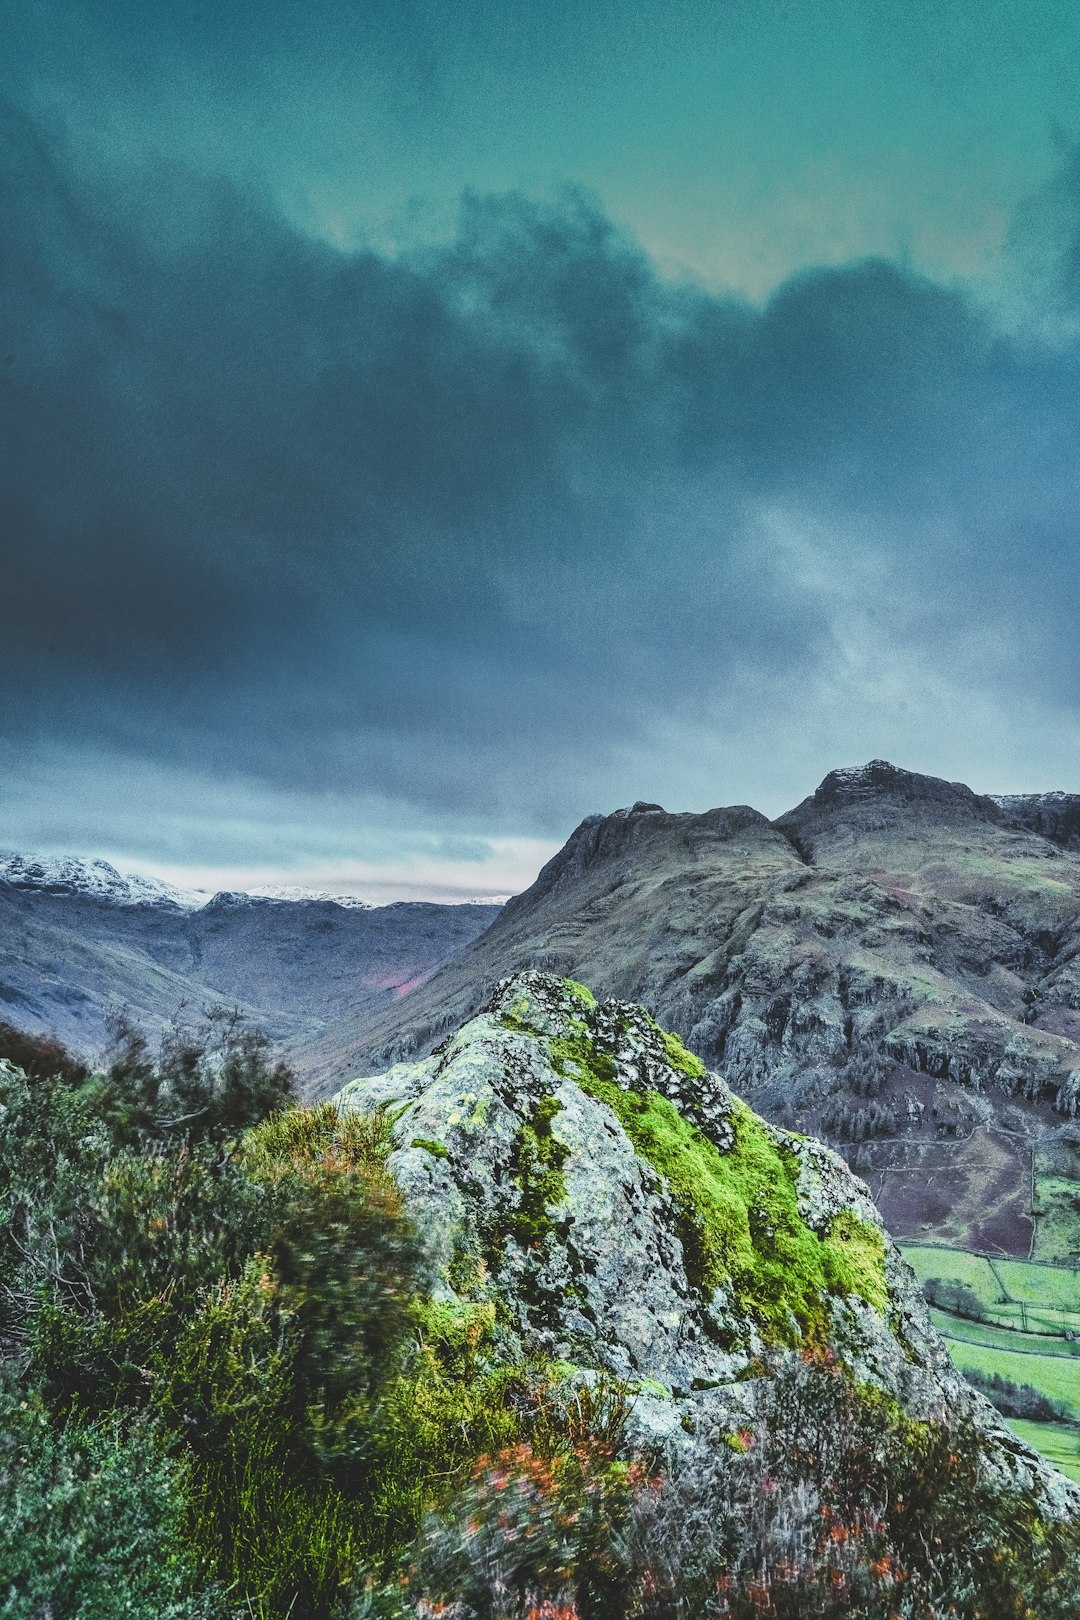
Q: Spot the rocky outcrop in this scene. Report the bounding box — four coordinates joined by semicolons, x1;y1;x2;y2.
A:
335;972;1079;1513
993;792;1080;852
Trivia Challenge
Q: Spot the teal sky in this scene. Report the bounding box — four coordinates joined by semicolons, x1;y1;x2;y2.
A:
3;0;1080;898
16;0;1080;293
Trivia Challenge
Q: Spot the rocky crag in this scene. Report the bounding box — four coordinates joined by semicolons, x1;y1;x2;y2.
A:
305;762;1080;1258
336;972;1078;1513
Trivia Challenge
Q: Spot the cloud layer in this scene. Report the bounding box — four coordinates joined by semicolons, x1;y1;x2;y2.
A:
3;89;1080;886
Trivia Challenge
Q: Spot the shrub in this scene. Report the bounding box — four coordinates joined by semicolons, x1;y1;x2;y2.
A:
964;1367;1067;1424
1;1066;426;1615
413;1437;660;1620
0;1379;213;1619
102;1006;297;1144
359;1300;542;1563
0;1019;87;1084
631;1351;1080;1619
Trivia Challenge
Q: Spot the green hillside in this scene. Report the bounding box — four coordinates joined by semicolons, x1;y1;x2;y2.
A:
902;1242;1080;1480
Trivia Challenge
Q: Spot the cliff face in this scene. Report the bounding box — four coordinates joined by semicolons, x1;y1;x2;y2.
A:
335;972;1078;1514
991;792;1080;853
304;764;1080;1258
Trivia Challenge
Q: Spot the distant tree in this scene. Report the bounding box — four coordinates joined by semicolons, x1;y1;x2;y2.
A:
0;1020;87;1084
922;1276;986;1322
964;1368;1066;1424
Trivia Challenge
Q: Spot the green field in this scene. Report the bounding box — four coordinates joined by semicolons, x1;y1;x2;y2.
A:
902;1243;1080;1322
901;1243;1080;1479
1005;1419;1080;1485
928;1306;1080;1361
936;1327;1080;1420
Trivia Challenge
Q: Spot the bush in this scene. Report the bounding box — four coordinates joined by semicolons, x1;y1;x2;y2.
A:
101;1006;297;1144
0;1037;426;1617
629;1351;1080;1619
0;1379;214;1619
413;1436;659;1620
964;1367;1068;1424
0;1019;87;1083
358;1300;546;1563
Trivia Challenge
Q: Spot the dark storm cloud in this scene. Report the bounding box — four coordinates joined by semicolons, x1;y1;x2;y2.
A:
3;93;1080;833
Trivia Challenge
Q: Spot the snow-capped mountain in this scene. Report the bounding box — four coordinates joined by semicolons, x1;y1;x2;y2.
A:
243;885;373;907
0;851;206;909
0;848;504;1081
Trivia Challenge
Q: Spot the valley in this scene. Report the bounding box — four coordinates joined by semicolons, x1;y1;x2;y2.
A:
0;851;500;1060
902;1243;1080;1481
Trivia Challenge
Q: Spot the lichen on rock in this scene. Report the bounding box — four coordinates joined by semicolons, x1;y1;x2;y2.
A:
335;971;1080;1513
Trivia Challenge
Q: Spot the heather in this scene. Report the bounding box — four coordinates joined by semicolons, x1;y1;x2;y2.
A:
2;999;1079;1618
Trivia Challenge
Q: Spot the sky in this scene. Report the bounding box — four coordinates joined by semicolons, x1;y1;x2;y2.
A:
2;0;1080;901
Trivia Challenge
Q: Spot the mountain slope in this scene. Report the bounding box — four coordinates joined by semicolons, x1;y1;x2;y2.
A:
300;763;1080;1257
0;863;500;1061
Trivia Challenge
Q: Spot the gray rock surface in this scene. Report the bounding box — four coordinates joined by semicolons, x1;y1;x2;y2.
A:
336;971;1079;1515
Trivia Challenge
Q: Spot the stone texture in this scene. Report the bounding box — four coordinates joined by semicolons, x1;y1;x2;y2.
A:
335;971;1080;1516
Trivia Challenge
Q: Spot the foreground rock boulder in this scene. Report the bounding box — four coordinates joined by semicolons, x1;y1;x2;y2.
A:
336;971;1078;1513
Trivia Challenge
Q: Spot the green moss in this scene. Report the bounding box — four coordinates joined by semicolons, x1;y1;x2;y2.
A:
823;1207;889;1313
506;1095;570;1249
553;1033;888;1345
498;988;544;1035
661;1030;707;1080
563;978;597;1007
633;1376;672;1399
411;1137;449;1159
549;1033;617;1088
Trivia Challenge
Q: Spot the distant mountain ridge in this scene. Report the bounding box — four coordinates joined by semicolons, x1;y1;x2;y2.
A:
0;850;204;910
0;850;501;1063
295;760;1080;1259
0;849;507;913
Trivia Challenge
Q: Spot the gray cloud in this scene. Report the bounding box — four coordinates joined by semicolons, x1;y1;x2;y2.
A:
3;92;1080;866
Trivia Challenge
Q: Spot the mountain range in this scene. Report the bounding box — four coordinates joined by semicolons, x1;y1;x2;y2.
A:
0;850;500;1059
296;761;1080;1261
7;760;1080;1260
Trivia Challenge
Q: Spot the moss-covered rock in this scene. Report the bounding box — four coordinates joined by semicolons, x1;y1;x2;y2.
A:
335;972;1079;1514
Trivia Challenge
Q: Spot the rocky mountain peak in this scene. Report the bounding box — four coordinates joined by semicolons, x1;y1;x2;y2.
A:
501;800;789;920
771;759;1011;867
782;758;1001;818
